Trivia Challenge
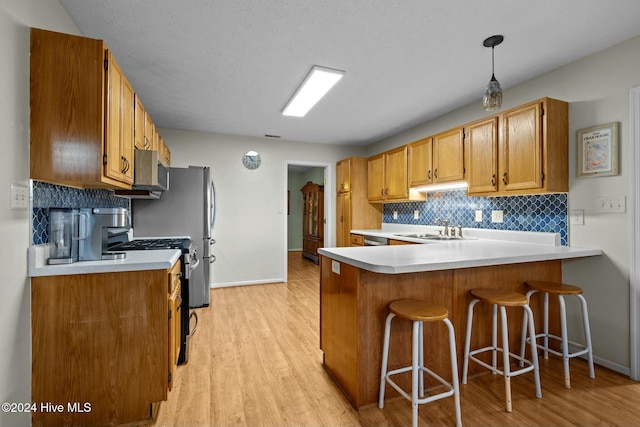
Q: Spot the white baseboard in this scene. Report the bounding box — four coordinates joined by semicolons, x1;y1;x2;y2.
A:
210;278;284;289
288;248;303;252
568;343;632;377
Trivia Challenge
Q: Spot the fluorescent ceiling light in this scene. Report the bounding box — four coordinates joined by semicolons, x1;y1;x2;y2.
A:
282;65;344;117
415;182;468;193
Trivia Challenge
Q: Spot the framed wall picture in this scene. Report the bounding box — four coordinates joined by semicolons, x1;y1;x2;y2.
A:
577;122;619;178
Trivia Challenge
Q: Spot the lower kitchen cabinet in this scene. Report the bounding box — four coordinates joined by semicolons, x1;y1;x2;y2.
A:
31;261;181;427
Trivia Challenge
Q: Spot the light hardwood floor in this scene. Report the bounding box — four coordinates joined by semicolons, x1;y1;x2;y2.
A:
153;251;640;426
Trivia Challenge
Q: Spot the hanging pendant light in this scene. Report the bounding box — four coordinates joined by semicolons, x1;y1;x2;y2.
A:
482;35;504;111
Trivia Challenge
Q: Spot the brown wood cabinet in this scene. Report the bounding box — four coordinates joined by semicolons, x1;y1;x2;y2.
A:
144;105;158;151
336;158;351;193
336;157;382;247
158;134;171;167
301;181;324;264
368;146;426;203
30;28;135;189
408;127;464;188
350;233;364;246
31;261;181;427
467;97;568;196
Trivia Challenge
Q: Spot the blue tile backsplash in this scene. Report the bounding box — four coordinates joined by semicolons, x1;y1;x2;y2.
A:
32;181;130;245
383;190;568;246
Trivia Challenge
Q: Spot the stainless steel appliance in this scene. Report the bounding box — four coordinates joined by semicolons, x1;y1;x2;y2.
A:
78;207;130;261
364;235;389;246
47;208;79;264
132;166;216;308
109;236;198;365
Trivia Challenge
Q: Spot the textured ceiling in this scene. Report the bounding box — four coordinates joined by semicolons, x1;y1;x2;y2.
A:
59;0;640;146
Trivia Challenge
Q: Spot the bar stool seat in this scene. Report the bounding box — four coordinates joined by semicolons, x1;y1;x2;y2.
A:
462;288;542;413
379;299;462;427
519;280;595;388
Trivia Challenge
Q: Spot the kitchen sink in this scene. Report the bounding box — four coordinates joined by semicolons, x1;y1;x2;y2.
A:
393;233;466;241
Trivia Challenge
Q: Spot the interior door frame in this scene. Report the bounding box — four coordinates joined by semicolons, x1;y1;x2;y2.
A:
283;160;332;283
629;85;640;380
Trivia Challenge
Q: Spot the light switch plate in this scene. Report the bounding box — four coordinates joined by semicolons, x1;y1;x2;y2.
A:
10;182;29;210
475;210;482;222
491;210;504;223
414;210;420;220
393;211;398;220
331;260;340;274
595;195;626;214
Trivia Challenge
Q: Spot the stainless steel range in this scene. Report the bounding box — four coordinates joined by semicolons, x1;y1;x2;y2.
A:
109;236;199;365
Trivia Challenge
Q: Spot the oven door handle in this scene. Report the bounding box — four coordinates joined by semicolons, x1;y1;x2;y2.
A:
189;257;200;271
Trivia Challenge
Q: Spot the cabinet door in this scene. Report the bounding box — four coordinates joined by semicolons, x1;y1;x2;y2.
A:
336;192;351;247
134;95;147;149
433;127;464;183
367;154;385;201
145;110;156;151
336;158;351;193
168;262;181;392
121;76;135;184
384;146;409;200
104;51;124;182
467;117;498;194
501;102;543;191
408;137;433;186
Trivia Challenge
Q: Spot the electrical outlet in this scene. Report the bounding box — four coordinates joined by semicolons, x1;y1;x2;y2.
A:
393;210;398;220
570;209;585;225
491;210;504;223
414;210;420;220
474;210;482;222
595;196;626;214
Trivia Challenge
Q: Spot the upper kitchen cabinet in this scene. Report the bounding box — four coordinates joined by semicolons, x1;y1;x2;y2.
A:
158;134;171;167
467;97;568;196
336;158;352;193
368;146;426;203
408;137;433;186
135;95;156;150
466;117;499;194
432;127;465;183
30;28;135;189
408;128;465;188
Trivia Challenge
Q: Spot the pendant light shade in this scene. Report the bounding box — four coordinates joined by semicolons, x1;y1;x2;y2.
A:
482;35;504;111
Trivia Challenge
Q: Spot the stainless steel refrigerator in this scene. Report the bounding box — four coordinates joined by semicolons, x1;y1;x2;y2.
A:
132;166;216;307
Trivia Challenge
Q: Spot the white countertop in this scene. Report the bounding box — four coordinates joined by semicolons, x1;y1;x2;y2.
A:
319;228;602;274
28;245;181;277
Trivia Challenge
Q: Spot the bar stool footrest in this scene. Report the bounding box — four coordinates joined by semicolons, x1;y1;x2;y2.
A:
526;333;590;359
384;366;455;405
469;346;535;378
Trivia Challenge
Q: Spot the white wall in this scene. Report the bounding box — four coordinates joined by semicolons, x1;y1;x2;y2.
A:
161;129;364;287
0;2;80;425
368;35;640;371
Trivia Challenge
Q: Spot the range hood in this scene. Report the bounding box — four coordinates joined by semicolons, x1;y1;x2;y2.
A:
115;150;169;199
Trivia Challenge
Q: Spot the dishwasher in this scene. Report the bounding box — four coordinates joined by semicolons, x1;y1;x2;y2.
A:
363;235;389;246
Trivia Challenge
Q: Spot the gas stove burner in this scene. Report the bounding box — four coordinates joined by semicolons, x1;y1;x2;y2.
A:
109;237;192;252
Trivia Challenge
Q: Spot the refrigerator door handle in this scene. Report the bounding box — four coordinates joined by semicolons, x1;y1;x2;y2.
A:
209;255;216;264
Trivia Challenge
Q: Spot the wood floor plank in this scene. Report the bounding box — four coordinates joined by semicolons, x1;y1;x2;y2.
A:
152;251;640;427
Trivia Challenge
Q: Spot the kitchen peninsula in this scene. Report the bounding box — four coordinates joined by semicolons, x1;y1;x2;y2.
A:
317;232;602;408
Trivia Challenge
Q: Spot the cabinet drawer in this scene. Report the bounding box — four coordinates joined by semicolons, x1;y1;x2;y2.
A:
350;234;364;246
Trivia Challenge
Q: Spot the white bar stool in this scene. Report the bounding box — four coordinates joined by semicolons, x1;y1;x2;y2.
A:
519;280;595;388
462;288;542;412
378;299;462;427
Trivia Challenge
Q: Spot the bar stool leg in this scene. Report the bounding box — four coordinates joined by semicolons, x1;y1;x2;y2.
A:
498;306;512;412
519;289;538;366
378;312;395;409
543;292;550;359
411;320;420;427
419;321;425;398
444;318;462;427
558;295;571;388
577;294;596;379
462;299;479;384
524;304;542;398
492;304;498;372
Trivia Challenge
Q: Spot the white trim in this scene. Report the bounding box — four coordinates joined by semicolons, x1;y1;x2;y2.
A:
283;160;332;283
629;86;640;380
569;343;631;377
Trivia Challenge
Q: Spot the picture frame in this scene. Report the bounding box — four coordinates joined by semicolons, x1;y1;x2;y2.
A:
577;122;619;178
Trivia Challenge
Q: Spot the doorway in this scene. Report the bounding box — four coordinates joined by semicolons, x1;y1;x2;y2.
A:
283;161;332;282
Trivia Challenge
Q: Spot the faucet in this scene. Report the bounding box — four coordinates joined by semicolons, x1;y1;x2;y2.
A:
435;218;450;236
